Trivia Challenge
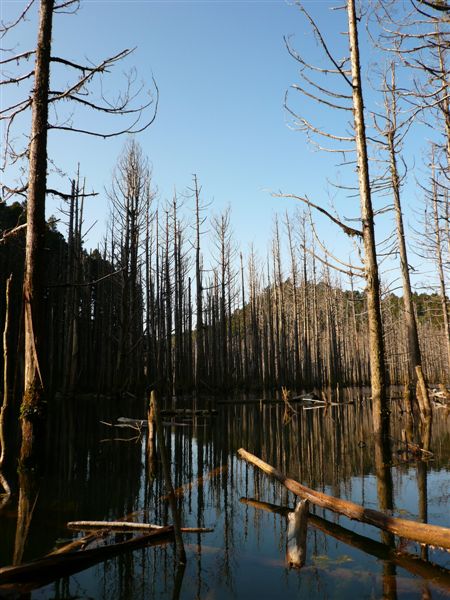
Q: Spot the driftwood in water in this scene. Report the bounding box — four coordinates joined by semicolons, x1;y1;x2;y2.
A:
286;500;309;568
0;527;173;587
240;497;450;592
67;520;213;533
116;408;218;429
237;448;450;549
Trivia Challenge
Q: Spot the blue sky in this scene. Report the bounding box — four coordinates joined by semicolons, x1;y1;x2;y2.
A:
0;0;441;290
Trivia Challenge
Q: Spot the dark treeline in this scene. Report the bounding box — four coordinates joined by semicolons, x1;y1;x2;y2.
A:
1;142;448;400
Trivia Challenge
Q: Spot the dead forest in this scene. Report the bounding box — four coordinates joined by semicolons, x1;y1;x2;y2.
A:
0;167;449;401
1;2;450;596
0;0;449;456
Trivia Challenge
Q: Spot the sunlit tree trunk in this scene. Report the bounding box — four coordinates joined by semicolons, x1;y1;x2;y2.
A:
347;0;387;434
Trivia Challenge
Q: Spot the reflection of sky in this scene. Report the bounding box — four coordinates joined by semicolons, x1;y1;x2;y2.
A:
4;398;447;599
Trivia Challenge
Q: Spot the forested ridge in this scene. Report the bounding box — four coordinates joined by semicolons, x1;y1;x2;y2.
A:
1;179;448;400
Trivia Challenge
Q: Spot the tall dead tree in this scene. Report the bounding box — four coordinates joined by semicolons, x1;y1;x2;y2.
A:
374;64;431;415
109;140;152;392
347;0;386;431
20;0;54;465
192;176;207;393
1;0;157;462
282;1;387;432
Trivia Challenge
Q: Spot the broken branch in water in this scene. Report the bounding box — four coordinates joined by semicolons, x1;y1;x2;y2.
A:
237;448;450;550
0;527;173;588
67;520;213;534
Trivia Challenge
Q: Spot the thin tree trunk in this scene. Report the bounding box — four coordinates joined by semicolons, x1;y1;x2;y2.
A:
21;0;54;466
385;65;431;416
347;0;386;434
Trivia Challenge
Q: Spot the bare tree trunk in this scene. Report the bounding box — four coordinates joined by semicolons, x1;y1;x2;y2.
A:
431;166;450;379
194;176;204;393
347;0;386;434
0;276;13;476
384;65;431;416
21;0;54;466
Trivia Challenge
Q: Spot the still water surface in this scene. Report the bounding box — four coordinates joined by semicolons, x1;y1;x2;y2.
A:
0;392;449;599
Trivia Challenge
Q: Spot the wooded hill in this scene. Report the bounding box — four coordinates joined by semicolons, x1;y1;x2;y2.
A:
1;181;448;401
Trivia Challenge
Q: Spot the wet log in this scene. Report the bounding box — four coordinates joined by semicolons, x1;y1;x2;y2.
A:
240;497;450;592
237;448;450;549
67;520;213;533
286;500;309;568
0;527;173;585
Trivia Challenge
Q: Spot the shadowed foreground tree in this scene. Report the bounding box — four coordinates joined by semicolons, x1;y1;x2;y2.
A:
1;0;157;465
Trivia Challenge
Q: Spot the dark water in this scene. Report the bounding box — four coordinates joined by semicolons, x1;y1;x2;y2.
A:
0;392;449;599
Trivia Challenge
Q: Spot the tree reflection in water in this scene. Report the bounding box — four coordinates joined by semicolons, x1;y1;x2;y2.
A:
0;391;448;599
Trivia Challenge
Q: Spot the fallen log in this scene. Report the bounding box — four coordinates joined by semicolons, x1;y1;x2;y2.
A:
48;530;108;555
240;497;450;592
0;527;173;586
116;409;218;428
67;520;213;534
237;448;450;549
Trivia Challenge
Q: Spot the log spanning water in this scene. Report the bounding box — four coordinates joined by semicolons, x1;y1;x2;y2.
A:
237;448;450;550
67;520;213;533
240;497;450;592
0;527;173;586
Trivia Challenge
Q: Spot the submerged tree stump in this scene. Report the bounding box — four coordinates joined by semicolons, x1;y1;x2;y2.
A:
286;500;309;568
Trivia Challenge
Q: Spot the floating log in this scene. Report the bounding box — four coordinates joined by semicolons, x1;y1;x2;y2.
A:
237;448;450;549
240;497;450;592
0;527;173;586
115;409;218;428
67;520;213;534
286;500;309;568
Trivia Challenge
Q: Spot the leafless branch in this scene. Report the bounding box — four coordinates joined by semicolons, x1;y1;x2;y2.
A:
0;223;27;244
309;214;364;271
0;70;34;86
0;50;35;66
46;188;98;200
301;242;365;278
273;192;363;238
291;83;352;111
48;267;125;288
0;0;35;38
294;3;353;87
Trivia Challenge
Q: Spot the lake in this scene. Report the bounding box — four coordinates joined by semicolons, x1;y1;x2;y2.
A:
0;391;449;599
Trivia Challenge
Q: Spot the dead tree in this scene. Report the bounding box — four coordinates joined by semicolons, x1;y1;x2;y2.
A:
282;1;387;432
374;64;431;415
1;0;158;464
109;141;153;392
